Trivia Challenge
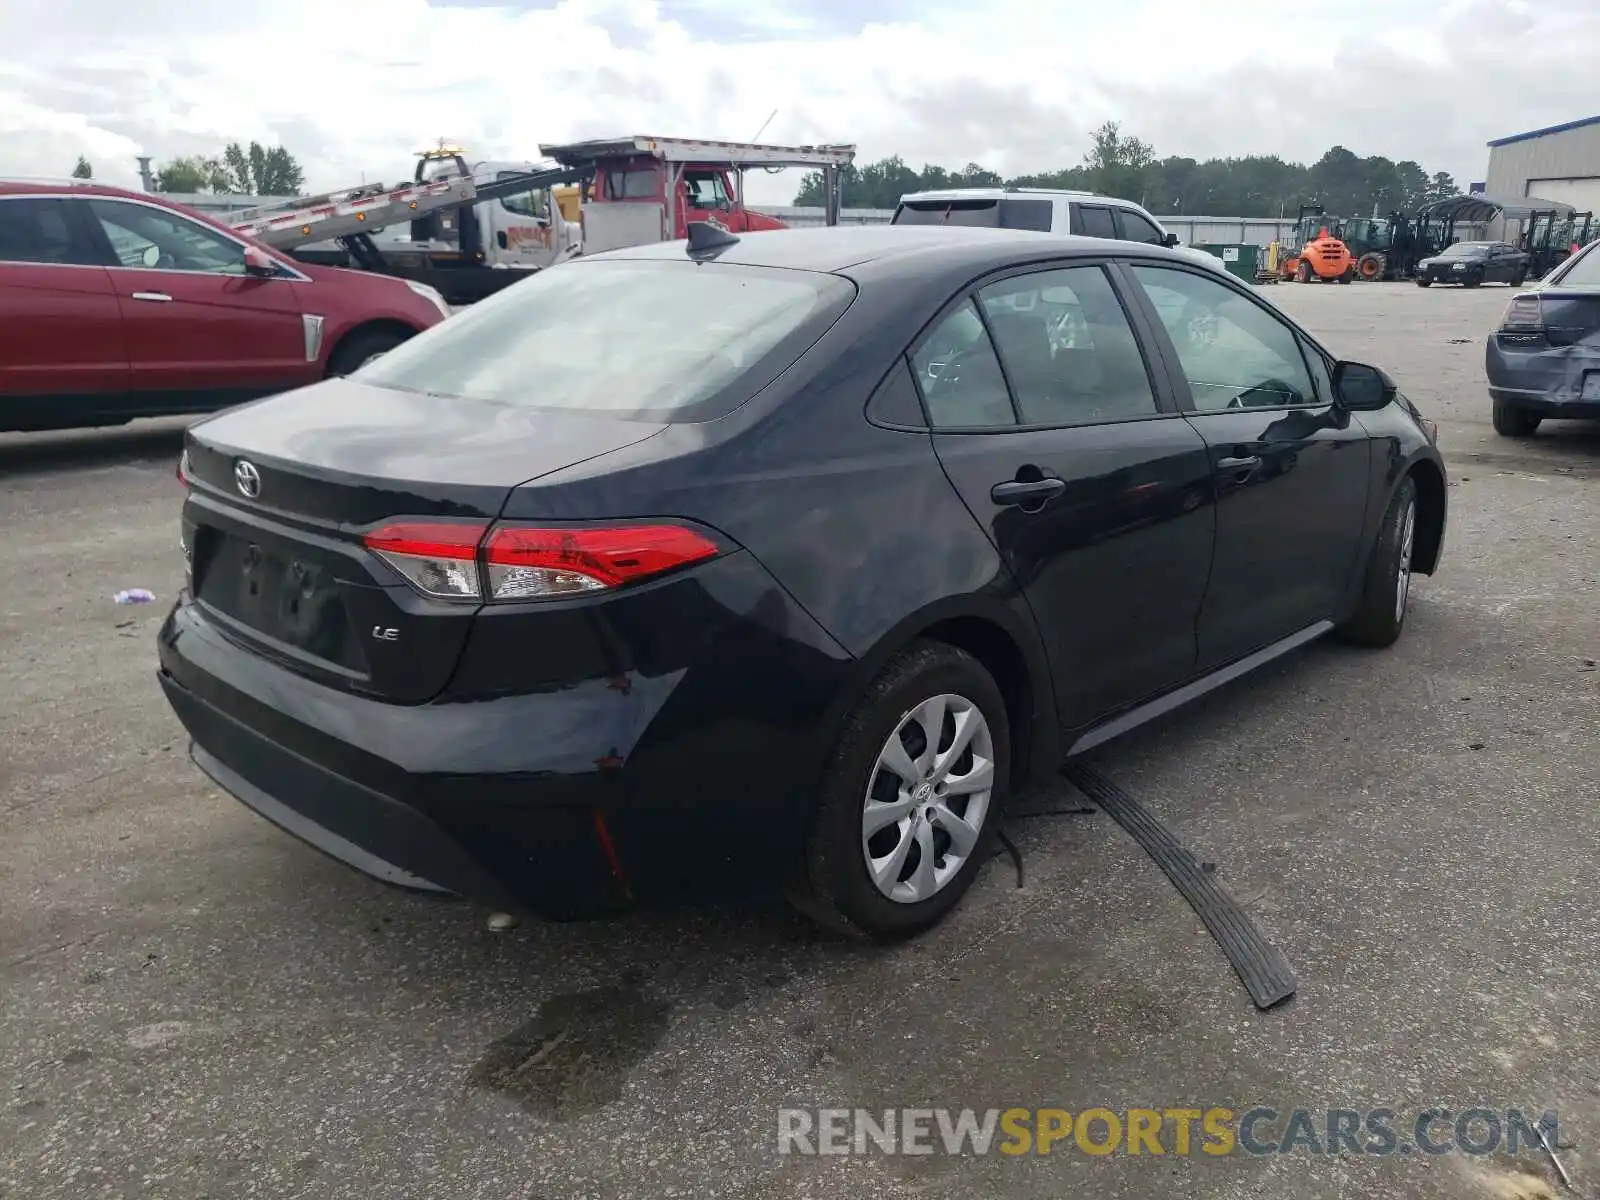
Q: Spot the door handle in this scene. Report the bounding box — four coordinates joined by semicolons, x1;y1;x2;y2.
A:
991;477;1067;507
1216;455;1261;471
130;291;172;302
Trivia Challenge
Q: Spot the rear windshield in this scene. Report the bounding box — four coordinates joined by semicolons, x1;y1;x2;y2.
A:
892;198;1053;232
1438;242;1490;258
356;259;855;422
1554;243;1600;286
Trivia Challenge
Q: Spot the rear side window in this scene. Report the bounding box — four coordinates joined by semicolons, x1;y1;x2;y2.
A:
0;198;98;266
979;267;1158;425
909;300;1015;428
605;170;658;200
998;199;1053;231
356;259;855;422
1555;243;1600;286
1073;205;1117;238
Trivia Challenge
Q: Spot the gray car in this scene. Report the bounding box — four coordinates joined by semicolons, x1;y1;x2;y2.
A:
1484;239;1600;437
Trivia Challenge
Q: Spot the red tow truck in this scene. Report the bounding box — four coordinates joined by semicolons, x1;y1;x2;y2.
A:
539;135;856;254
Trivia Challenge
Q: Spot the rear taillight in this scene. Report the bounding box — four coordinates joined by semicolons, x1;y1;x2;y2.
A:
177;449;192;487
1500;294;1544;330
362;520;724;603
364;521;488;601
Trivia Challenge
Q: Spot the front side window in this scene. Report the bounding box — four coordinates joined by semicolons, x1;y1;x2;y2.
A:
683;171;730;210
356;259;854;422
909;300;1015;428
87;199;248;273
1116;209;1167;245
498;173;549;219
977;266;1158;426
0;198;96;265
1131;264;1315;410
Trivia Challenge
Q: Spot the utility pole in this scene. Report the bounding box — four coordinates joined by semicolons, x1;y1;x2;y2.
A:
136;157;154;192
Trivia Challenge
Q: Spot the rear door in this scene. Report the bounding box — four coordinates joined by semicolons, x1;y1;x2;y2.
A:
912;261;1215;730
0;195;128;402
1069;203;1118;239
1120;260;1371;669
80;196;314;399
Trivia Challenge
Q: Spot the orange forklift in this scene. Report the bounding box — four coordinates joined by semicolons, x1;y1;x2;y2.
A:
1277;205;1356;283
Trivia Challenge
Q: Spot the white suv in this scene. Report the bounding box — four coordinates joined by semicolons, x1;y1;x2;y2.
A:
890;187;1230;274
891;186;1173;239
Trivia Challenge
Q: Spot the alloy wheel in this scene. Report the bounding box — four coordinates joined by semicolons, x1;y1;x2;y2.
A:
1395;499;1416;624
861;693;994;904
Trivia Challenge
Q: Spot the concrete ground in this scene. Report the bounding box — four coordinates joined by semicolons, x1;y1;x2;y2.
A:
2;282;1597;1200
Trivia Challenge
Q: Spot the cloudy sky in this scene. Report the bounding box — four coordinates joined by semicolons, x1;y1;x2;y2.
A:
0;0;1596;206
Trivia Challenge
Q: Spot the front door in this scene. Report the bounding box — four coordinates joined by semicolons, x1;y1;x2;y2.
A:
913;262;1216;731
488;170;557;268
680;167;739;232
0;196;129;403
81;197;313;399
1121;260;1372;669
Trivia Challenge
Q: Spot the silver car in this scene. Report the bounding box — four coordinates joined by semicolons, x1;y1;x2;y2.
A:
1484;239;1600;437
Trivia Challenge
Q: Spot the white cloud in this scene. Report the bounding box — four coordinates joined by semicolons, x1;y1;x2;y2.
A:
1;0;1598;207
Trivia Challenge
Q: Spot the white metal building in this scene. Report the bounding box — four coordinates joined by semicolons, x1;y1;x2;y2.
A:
1483;115;1600;213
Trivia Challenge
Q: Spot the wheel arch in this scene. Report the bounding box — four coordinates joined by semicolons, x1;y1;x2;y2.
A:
324;318;422;376
1407;456;1447;576
826;597;1062;787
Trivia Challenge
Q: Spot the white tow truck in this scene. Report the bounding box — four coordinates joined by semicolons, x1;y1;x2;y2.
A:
226;145;590;305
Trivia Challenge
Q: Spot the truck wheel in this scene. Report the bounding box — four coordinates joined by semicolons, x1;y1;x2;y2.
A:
1338;268;1354;284
1296;261;1313;283
327;328;411;377
1492;397;1541;438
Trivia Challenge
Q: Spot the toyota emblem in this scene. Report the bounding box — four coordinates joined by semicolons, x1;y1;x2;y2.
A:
234;460;262;499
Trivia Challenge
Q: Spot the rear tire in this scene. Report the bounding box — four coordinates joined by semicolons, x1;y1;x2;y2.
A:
1296;261;1313;284
789;641;1011;940
327;328;412;377
1510;268;1528;287
1492;397;1541;438
1338;268;1354;284
1336;476;1417;649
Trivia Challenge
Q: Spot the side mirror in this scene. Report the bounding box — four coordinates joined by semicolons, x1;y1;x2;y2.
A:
1332;360;1397;411
243;247;279;277
140;243;161;268
1163;232;1180;248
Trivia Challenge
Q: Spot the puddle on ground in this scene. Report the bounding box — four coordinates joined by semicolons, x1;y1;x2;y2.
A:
470;982;673;1120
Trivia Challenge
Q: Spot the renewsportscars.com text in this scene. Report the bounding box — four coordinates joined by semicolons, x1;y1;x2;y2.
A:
778;1106;1562;1158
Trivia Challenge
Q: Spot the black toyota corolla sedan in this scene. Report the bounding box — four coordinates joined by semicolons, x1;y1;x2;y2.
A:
160;224;1446;938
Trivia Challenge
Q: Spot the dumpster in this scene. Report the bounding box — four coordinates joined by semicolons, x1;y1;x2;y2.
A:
1194;243;1260;283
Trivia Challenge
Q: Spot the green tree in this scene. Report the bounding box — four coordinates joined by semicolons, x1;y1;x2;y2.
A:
1424;171;1458;205
791;132;1457;221
154;156;229;193
71;156;92;180
220;140;305;196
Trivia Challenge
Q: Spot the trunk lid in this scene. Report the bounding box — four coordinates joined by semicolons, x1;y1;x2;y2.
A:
181;377;667;703
1536;286;1600;347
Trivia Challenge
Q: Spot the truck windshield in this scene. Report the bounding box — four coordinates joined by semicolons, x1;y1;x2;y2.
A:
355;259;856;422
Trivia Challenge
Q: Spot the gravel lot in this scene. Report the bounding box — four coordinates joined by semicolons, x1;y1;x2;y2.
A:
2;281;1597;1200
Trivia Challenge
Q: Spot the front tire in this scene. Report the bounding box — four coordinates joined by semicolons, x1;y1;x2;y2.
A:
790;642;1010;939
1492;397;1541;437
1336;476;1417;649
327;328;411;377
1415;276;1432;287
